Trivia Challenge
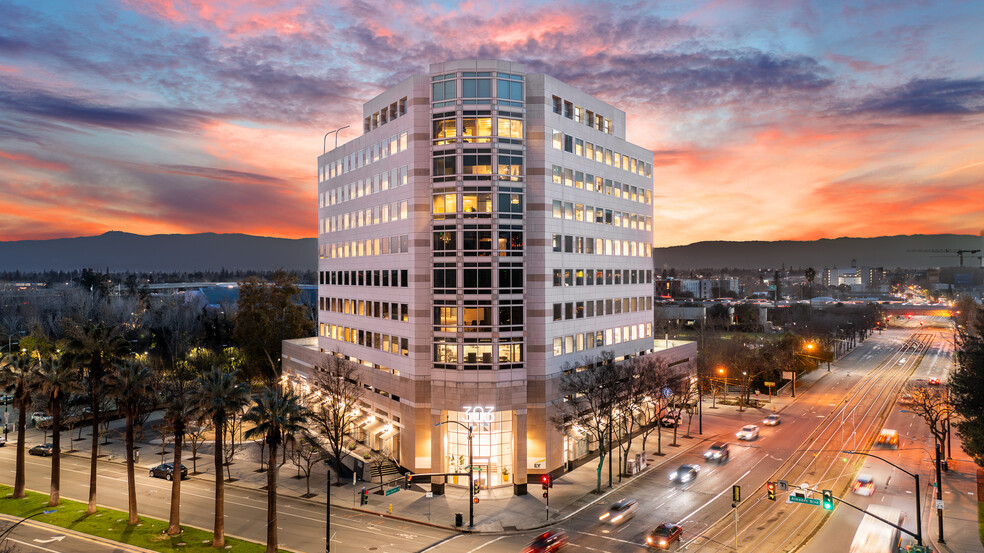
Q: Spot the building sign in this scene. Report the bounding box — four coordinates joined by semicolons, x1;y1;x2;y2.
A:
462;406;495;424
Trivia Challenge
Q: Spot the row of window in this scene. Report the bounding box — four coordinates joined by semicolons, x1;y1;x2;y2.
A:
321;323;409;357
550;235;653;258
432;150;523;177
320;131;409;182
553;296;654;322
363;96;408;133
552;201;652;230
433;303;524;332
553;323;653;357
320;200;409;233
319;165;408;208
320;268;410;288
433;266;524;294
433;339;525;365
320;297;409;322
553;268;654;287
432;72;524;108
551;165;652;205
320;234;410;259
551;95;614;136
550;131;652;178
433;116;524;145
433;230;523;254
432;192;523;219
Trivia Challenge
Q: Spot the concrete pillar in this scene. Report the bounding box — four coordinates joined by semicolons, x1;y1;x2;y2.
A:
513;409;528;495
430;409;445;495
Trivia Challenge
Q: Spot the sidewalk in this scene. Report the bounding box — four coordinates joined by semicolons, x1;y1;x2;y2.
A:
925;432;984;553
39;363;834;534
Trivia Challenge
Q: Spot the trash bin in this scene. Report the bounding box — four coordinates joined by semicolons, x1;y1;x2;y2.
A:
454;513;463;527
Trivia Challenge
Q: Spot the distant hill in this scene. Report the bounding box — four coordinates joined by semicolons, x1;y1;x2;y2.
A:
654;234;984;270
0;231;316;272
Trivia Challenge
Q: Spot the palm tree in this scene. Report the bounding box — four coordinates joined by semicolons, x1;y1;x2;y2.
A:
64;322;129;514
164;392;199;535
36;354;79;506
244;385;309;553
805;267;817;301
0;352;39;499
107;358;156;525
196;367;250;548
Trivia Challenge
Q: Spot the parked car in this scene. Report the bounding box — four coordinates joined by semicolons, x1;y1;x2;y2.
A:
875;429;899;449
763;414;781;426
149;462;188;481
736;425;759;440
598;499;637;525
669;464;699;484
852;473;875;496
0;435;6;446
898;394;913;405
647;523;683;549
928;378;941;385
703;442;730;463
0;395;13;405
522;530;568;553
31;412;52;426
29;443;55;457
660;412;681;428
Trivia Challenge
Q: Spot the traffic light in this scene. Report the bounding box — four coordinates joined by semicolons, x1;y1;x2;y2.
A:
541;474;551;490
404;473;413;490
767;482;776;501
360;487;369;506
473;480;480;495
543;491;548;498
822;489;834;510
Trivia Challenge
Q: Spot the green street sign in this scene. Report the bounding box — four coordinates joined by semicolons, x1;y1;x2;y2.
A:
385;486;401;496
789;495;821;506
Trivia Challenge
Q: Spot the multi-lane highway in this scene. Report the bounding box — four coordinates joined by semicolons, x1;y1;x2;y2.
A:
1;323;946;553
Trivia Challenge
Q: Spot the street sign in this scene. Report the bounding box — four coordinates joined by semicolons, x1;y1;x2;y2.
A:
782;371;794;380
425;492;434;498
790;496;821;506
385;486;401;496
935;499;944;510
777;480;788;492
764;381;775;387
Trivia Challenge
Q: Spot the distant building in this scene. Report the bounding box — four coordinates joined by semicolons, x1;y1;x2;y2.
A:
678;277;739;299
822;264;885;291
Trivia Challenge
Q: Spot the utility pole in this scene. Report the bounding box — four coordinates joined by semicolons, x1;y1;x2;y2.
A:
935;441;945;544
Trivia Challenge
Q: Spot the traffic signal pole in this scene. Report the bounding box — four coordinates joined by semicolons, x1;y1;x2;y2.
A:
843;450;923;546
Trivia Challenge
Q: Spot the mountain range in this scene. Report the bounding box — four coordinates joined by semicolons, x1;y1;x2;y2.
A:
0;232;981;273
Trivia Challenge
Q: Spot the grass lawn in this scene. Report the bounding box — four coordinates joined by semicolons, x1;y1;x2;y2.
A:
978;502;984;547
0;485;286;553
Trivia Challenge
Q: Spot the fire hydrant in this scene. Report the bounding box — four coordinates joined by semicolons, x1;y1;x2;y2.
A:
388;504;393;514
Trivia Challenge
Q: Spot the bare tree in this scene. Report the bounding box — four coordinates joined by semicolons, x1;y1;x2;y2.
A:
307;354;365;486
186;420;209;474
633;358;672;456
551;351;626;493
369;447;394;491
222;408;246;481
904;383;952;451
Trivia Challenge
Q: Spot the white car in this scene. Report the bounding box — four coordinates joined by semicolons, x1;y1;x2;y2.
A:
598;498;637;525
763;414;781;426
736;425;759;440
31;412;53;426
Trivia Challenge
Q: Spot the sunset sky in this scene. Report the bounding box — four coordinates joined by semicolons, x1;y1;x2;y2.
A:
1;0;982;247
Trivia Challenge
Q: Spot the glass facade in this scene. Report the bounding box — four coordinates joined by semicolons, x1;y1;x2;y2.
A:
446;409;514;489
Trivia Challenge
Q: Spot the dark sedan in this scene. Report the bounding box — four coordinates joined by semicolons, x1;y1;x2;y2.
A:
29;444;55;457
669;464;699;484
149;462;188;481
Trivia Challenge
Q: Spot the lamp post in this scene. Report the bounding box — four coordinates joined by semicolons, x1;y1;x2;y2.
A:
323;125;351;154
0;509;57;543
843;450;923;546
435;419;474;528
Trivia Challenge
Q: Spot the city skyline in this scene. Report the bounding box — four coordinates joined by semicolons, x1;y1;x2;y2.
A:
1;0;982;246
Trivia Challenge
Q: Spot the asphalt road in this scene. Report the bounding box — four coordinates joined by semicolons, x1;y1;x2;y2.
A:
0;514;145;553
0;324;931;553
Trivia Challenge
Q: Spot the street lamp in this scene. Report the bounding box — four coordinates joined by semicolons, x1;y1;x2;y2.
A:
843;450;923;546
435;419;474;528
0;509;57;543
323;125;351;154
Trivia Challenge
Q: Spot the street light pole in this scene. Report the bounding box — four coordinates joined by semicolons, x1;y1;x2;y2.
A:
323;125;351;154
435;420;474;528
843;450;923;546
0;509;57;543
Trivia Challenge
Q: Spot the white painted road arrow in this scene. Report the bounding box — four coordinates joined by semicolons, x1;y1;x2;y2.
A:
33;535;66;544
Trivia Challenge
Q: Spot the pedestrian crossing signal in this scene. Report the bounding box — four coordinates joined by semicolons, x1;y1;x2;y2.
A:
360;487;369;506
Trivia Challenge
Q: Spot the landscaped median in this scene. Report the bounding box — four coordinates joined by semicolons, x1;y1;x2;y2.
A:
0;486;287;553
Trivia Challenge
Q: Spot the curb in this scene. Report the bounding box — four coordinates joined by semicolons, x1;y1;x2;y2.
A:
0;513;156;553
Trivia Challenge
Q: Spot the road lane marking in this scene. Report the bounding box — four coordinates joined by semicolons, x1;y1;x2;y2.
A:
465;535;507;552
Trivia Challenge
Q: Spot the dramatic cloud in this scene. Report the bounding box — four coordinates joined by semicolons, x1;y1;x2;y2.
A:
0;0;982;246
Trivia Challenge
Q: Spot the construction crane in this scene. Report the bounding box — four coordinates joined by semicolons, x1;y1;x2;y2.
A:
906;249;982;267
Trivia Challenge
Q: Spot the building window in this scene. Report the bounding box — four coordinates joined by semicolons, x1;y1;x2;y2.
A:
432;78;456;102
433;154;456;176
434;119;456;144
462;78;492;98
497;118;523;139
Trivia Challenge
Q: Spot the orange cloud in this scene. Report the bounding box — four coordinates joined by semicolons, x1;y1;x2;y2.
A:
0;150;70;172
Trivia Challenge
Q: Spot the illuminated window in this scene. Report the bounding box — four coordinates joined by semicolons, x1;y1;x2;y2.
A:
462;154;492;175
497;118;523;139
497;154;522;176
433;193;456;215
463;118;492;142
462;193;492;213
433;119;456;144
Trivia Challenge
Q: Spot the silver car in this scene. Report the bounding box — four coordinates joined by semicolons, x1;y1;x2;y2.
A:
599;499;637;524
